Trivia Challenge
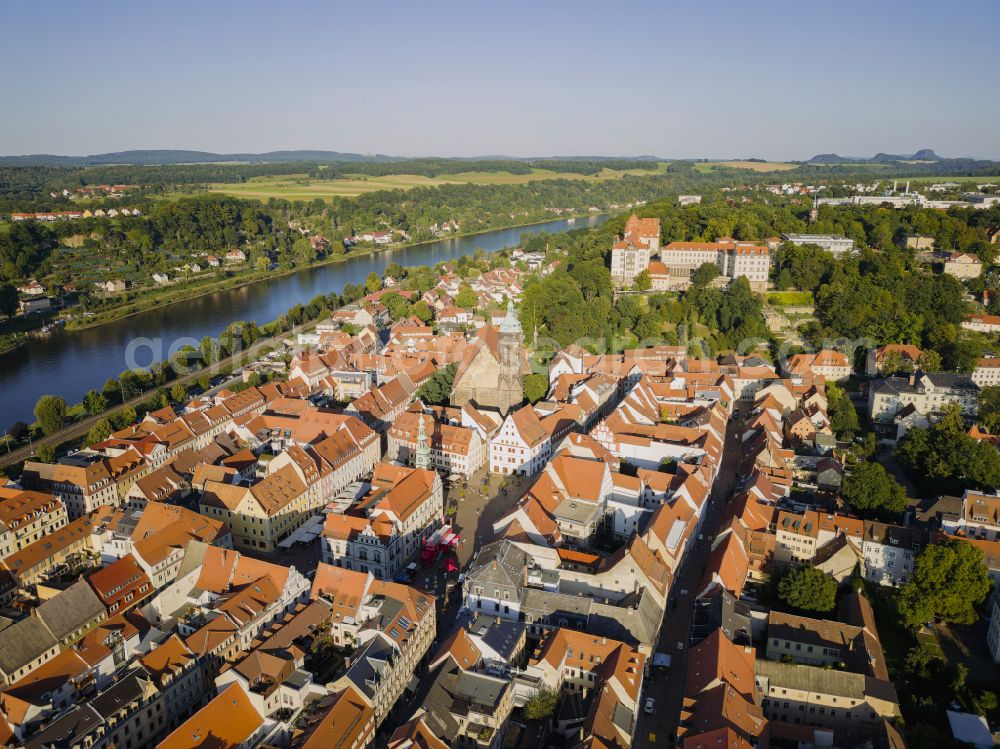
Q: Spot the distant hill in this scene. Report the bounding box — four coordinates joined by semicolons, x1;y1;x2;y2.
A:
0;150;667;167
805;149;943;165
0;150;405;166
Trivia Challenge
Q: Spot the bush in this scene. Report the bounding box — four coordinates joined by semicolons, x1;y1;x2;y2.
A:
523;687;559;720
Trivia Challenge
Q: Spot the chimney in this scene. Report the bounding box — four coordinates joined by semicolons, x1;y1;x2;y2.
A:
908;373;916;387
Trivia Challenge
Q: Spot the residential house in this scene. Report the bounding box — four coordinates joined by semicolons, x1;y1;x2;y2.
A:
321;463;443;580
865;344;923;376
867;371;979;427
0;488;68;554
942;252;983;279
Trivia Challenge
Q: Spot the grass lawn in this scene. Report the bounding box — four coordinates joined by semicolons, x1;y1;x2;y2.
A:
205;164;667;202
765;290;814;306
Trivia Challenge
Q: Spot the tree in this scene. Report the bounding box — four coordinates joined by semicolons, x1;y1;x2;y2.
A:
917;349;942;373
973;690;997;718
380;292;410;321
841;461;908;518
7;421;28;442
84;389;107;416
906;723;951;749
897;538;991;626
411;300;433;322
170;383;188;403
523;687;559;720
416;363;458;406
978;385;1000;434
34;395;67;436
35;443;55;464
524;374;548;404
111;406;137;430
0;283;18;318
881;350;913;375
634;313;662;341
632;269;652;291
86;417;115;444
364;272;382;294
827;383;859;439
691;262;720;288
778;566;837;612
896;404;1000;495
454;286;479;309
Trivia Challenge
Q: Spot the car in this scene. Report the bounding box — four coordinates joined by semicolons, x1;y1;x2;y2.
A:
644;698;655;714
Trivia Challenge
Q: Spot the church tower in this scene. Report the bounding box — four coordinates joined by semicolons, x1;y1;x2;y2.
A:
497;300;525;413
415;413;430;470
809;193;819;224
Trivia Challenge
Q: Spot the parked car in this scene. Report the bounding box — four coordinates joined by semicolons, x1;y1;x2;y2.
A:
644;698;655;714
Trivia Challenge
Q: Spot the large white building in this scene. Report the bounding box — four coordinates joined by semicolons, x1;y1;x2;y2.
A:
659;241;770;291
610;214;660;286
867;371;979;426
490;405;551;476
780;233;856;256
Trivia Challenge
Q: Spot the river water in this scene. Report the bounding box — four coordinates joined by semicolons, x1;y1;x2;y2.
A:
0;215;608;428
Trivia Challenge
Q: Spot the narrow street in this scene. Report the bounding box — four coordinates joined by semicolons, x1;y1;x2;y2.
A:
633;410;743;747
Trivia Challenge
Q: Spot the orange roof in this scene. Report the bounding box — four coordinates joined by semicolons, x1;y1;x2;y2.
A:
185;615;239;656
685;629;756;701
311;562;371;621
510;405;548;447
298;686;374;749
0;488;62;528
431;625;482;670
231;554;291;591
389;717;450;749
195;546;240;592
140;634;195;686
156;683;264;749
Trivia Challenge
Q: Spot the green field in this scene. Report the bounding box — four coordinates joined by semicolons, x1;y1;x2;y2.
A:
766;290;814;306
694;160;798;173
206;164;667;201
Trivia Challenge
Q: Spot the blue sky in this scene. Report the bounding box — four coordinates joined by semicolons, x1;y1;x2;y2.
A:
3;0;998;159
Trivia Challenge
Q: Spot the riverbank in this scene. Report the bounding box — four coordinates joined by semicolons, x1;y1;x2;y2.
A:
62;212;603;331
0;213;609;428
0;332;27;356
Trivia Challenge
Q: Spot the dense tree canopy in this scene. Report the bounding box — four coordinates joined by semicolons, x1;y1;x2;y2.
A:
897;539;991;626
895;405;1000;495
523;374;548;404
826;383;860;439
416;363;458;406
841;461;908;519
778;566;837;612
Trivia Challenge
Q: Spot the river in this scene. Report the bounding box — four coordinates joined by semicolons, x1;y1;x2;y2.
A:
0;215;608;428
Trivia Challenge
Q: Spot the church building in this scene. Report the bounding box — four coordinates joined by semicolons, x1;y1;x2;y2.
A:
450;301;527;415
